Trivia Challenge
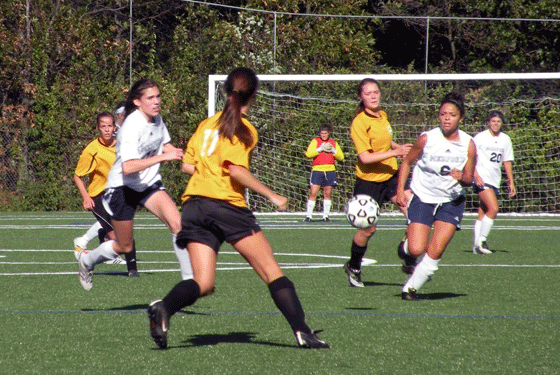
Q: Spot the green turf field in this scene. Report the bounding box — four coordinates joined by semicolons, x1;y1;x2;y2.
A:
0;212;558;374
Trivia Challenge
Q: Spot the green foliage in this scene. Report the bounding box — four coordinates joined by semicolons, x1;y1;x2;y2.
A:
1;0;560;212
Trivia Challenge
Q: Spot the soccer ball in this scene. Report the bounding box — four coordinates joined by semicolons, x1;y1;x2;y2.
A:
345;194;380;229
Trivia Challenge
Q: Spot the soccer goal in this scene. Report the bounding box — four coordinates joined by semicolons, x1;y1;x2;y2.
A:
208;73;560;215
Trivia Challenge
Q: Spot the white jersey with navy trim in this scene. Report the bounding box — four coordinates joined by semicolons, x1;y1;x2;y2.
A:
105;109;171;192
473;129;514;189
410;127;472;204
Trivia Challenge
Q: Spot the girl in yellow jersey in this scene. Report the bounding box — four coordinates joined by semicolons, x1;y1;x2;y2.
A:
147;67;329;350
343;78;413;287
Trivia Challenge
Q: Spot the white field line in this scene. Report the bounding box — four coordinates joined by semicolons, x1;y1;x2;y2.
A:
0;249;557;276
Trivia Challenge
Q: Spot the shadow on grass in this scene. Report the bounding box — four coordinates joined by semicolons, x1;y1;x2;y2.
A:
159;331;295;349
362;281;402;287
395;292;467;300
463;249;509;254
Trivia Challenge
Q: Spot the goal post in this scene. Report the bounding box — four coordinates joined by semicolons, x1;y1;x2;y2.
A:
208;73;560;215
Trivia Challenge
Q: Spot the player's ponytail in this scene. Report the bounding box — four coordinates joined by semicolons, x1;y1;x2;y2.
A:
219;68;258;148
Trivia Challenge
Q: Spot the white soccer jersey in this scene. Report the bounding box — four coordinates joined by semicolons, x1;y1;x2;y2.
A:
473;129;514;188
410;127;472;204
105;109;171;192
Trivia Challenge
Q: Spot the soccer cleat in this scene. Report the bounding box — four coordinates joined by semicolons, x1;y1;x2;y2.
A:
402;287;419;301
128;270;140;278
303;217;312;222
343;261;364;287
397;238;417;275
103;256;126;265
322;217;331;222
481;241;490;251
77;251;93;291
295;330;330;349
73;237;88;260
472;245;492;255
148;300;169;349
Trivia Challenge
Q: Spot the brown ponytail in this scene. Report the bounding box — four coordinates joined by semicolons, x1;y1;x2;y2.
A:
218;68;259;148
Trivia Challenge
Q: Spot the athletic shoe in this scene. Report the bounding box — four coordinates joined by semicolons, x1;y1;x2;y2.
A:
103;256;126;265
481;241;490;251
77;251;93;291
295;330;330;349
343;261;364;287
402;287;419;301
472;245;492;255
397;238;417;275
148;300;169;349
303;217;311;222
322;217;331;222
73;237;88;260
128;270;140;278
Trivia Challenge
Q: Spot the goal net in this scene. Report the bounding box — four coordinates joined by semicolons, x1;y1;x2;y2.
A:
208;73;560;215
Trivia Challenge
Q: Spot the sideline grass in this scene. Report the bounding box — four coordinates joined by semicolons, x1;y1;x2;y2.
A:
0;212;559;374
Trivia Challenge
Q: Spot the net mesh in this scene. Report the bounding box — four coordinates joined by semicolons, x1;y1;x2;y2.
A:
212;76;560;214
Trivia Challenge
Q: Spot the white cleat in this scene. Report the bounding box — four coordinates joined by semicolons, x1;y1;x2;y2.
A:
77;252;93;291
472;245;492;255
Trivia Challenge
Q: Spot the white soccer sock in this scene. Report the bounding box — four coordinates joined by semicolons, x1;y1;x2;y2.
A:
473;219;482;247
323;199;332;218
479;216;494;243
83;222;102;244
402;255;439;292
306;200;316;218
82;240;118;269
172;234;193;280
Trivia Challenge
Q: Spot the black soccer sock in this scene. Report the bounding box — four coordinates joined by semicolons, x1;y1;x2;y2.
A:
163;279;200;317
268;276;311;334
349;241;367;270
125;240;138;272
97;228;107;244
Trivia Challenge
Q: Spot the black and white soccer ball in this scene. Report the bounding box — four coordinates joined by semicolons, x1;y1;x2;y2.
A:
345;194;380;229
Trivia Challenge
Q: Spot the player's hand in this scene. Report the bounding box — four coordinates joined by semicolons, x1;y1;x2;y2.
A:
395;143;413;158
82;197;95;211
395;190;408;208
270;194;288;211
508;183;516;197
162;146;184;161
322;143;334;153
474;173;484;187
451;168;463;181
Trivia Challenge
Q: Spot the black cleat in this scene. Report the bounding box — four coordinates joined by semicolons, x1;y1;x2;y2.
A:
481;241;490;251
295;330;330;349
128;270;140;277
323;217;331;222
148;300;169;349
343;261;364;287
303;217;312;222
397;239;417;275
402;287;420;301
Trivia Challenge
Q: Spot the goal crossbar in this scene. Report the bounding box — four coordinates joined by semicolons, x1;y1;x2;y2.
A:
208;72;560;115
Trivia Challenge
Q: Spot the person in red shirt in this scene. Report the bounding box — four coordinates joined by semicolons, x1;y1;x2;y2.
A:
303;124;344;222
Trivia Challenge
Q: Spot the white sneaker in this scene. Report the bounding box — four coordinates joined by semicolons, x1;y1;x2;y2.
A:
103;256;126;265
74;237;88;260
77;252;93;291
472;245;492;255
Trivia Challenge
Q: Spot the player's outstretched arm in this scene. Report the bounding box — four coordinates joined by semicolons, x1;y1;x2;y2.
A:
228;164;287;211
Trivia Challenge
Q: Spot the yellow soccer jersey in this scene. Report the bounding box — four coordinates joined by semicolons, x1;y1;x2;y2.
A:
74;138;116;197
350;110;398;182
181;112;258;208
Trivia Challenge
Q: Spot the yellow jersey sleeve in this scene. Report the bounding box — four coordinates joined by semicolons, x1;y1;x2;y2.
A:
74;139;115;197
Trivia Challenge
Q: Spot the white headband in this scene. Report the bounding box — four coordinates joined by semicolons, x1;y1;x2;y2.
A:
115;106;125;115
